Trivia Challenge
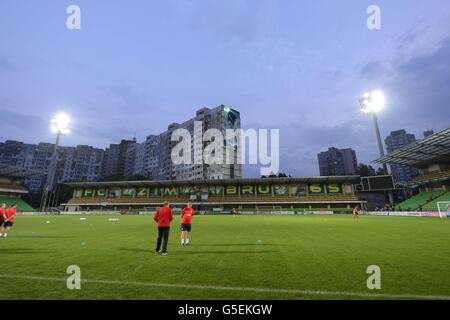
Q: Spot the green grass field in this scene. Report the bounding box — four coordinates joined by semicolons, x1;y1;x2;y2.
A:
1;214;449;300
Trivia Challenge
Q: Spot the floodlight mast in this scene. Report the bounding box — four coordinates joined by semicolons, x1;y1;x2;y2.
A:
359;91;394;206
371;113;388;172
359;91;388;175
40;113;70;213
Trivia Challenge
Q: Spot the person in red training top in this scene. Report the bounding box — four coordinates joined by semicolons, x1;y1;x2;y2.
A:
0;204;17;238
353;206;359;219
153;201;173;256
0;203;6;237
181;202;195;246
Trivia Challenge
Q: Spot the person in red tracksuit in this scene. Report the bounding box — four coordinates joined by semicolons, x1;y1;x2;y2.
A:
0;204;17;238
153;201;173;256
353;206;359;220
0;203;6;237
181;202;195;246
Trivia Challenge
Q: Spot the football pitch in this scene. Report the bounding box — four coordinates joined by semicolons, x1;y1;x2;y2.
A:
1;214;449;300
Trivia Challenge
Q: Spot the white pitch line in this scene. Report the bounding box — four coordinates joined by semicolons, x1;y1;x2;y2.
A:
2;274;449;300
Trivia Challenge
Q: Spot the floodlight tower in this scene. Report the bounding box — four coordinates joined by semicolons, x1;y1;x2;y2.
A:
40;113;70;212
359;90;389;175
359;90;393;204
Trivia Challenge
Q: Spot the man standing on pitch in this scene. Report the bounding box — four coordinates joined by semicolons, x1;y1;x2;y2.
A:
0;204;17;238
0;203;6;237
181;202;195;246
154;201;173;256
353;206;359;219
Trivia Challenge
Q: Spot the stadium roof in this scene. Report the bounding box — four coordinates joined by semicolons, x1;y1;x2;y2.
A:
373;128;450;167
65;176;360;188
0;164;43;179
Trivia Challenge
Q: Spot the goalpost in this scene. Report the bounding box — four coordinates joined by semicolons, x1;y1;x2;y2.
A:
437;201;450;219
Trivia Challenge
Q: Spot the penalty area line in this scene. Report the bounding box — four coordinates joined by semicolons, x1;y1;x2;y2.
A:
2;274;449;300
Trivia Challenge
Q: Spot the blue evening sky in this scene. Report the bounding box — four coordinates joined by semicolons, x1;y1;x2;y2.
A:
1;0;449;176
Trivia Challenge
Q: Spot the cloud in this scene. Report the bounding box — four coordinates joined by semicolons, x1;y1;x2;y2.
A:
101;85;134;102
386;36;450;129
0;107;140;149
0;109;47;141
0;53;17;72
358;60;388;78
346;34;450;164
396;37;450;79
325;68;343;78
182;0;261;44
242;118;380;178
395;24;430;51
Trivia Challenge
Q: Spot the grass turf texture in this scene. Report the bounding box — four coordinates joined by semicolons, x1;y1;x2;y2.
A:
1;215;449;300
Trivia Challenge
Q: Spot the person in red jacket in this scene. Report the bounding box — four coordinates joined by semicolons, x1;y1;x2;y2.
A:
153;201;173;255
181;202;195;246
353;206;359;220
0;204;17;238
0;203;6;237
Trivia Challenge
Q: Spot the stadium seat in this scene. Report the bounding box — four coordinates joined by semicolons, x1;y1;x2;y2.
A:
413;170;450;183
422;191;450;211
69;197;191;204
0;197;35;212
396;190;446;211
0;183;27;191
207;195;357;203
69;194;359;206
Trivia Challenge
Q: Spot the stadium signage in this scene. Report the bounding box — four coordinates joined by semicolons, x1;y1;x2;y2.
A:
327;183;342;194
257;185;271;195
309;184;324;194
366;211;389;216
95;188;106;197
225;185;238;195
385;212;406;216
422;212;440;217
61;211;121;215
82;188;94;197
76;183;344;198
273;185;288;195
241;185;255;195
409;212;423;217
270;210;295;215
366;211;440;218
313;211;334;215
136;187;148;197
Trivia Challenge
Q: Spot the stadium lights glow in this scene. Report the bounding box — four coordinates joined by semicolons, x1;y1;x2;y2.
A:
359;90;385;114
50;113;71;135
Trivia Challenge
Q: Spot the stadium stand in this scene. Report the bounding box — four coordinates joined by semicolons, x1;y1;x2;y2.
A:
396;190;446;211
413;169;450;184
422;191;450;211
0;164;41;212
375;128;450;212
63;176;364;213
0;183;28;191
0;196;35;212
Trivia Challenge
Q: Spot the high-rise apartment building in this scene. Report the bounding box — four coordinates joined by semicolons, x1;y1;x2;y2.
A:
0;105;242;192
0;141;104;193
317;147;358;176
123;105;242;181
385;130;420;183
101;139;136;179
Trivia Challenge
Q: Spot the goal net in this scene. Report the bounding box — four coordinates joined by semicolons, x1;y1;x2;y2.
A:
437;201;450;219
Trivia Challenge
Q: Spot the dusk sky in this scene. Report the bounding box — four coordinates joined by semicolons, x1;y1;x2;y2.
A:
1;0;449;177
